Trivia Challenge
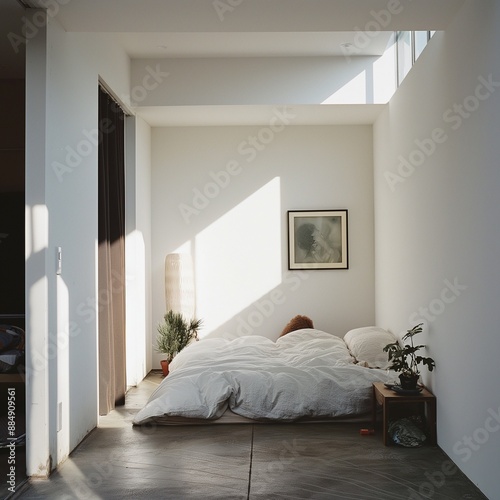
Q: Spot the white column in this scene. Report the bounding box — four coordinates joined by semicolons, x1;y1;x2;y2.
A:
25;9;51;477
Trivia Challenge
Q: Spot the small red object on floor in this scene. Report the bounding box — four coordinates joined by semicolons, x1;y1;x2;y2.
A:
359;428;375;435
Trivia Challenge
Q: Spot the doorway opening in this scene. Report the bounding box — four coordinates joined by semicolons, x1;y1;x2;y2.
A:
97;84;127;415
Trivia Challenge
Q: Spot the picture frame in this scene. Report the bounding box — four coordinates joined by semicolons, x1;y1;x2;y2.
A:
288;209;348;270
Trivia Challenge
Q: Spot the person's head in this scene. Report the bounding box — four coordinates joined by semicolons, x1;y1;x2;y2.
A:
296;223;317;252
279;315;314;337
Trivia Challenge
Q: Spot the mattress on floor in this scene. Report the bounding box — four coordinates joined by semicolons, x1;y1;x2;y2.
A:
141;407;374;426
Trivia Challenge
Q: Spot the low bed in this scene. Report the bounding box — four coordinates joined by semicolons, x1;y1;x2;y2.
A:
133;325;397;426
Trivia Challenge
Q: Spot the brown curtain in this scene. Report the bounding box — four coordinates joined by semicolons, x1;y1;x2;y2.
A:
98;86;126;415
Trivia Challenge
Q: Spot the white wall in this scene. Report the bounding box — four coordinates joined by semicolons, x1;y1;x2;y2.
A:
25;11;150;475
374;1;500;497
131;53;396;106
25;9;50;477
136;117;153;376
125;115;153;385
151;123;375;368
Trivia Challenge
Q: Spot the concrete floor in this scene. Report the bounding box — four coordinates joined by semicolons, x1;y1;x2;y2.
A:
13;373;487;500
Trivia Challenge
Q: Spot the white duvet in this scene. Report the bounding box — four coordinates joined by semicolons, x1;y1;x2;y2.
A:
133;329;393;425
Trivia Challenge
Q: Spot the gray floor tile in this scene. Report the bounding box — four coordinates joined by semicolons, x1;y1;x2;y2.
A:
14;373;488;500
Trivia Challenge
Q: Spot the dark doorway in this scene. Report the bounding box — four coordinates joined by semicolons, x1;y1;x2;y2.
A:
97;85;126;415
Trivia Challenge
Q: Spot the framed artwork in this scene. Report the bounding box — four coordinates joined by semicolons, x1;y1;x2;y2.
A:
288;209;348;270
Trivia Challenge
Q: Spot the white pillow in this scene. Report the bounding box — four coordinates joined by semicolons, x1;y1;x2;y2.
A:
343;326;396;369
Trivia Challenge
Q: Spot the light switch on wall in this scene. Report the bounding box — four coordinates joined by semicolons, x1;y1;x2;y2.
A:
56;246;62;275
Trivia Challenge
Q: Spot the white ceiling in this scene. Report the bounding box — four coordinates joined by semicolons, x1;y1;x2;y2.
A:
24;0;464;58
28;0;464;34
2;0;465;124
109;31;393;59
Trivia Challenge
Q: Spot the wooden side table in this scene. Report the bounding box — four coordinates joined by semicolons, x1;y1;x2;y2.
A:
372;382;436;446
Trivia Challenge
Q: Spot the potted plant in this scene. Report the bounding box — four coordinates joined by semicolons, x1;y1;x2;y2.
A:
383;323;435;390
155;310;202;376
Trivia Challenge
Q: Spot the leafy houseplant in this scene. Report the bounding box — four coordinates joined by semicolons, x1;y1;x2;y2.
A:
383;323;435;390
156;310;202;376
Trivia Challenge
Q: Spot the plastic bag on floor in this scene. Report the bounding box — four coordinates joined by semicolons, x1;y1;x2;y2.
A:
388;417;427;447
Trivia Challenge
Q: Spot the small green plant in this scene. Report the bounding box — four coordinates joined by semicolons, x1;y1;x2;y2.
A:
156;310;202;363
383;323;435;381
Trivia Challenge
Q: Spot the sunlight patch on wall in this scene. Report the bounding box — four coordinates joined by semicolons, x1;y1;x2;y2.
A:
373;33;396;103
173;241;193;255
26;204;48;257
322;70;368;104
195;177;281;336
321;36;396;105
125;229;147;386
55;275;69;460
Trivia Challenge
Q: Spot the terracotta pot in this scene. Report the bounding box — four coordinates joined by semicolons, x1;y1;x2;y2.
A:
160;359;169;377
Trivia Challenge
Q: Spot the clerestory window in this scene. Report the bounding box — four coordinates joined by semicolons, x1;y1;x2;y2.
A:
396;31;435;87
